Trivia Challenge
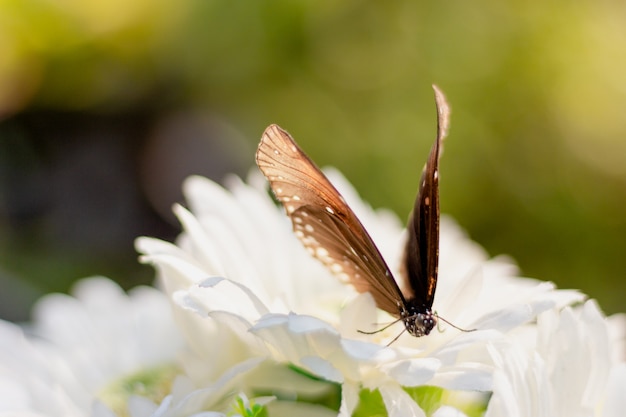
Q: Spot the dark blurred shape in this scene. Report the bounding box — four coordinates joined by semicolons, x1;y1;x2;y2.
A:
139;111;251;224
0;267;41;323
0;109;251;321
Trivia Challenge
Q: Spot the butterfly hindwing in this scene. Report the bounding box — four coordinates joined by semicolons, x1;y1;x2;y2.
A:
401;85;450;308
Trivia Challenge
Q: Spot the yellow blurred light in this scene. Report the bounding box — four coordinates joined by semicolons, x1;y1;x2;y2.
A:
549;4;626;179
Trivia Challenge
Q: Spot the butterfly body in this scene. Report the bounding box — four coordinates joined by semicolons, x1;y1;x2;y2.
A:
256;85;450;339
401;302;436;337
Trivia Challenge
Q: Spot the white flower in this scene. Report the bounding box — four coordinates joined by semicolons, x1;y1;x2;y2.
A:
137;171;585;416
485;300;626;417
0;277;184;416
2;167;618;417
0;277;277;417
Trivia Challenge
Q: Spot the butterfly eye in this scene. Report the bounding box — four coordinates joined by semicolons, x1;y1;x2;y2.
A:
417;314;436;336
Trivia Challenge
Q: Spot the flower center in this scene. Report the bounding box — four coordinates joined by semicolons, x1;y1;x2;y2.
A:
98;364;180;417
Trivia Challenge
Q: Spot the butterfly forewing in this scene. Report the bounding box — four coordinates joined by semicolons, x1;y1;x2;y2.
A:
256;125;405;315
401;85;450;307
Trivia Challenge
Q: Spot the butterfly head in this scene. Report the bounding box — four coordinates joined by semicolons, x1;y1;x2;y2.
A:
401;303;436;337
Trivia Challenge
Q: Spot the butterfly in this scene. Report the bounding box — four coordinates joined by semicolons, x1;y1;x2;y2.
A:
255;85;451;339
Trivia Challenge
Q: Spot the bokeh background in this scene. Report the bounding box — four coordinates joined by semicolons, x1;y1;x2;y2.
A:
1;0;625;322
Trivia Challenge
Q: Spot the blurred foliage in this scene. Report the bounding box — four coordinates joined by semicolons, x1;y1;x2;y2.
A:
1;0;625;321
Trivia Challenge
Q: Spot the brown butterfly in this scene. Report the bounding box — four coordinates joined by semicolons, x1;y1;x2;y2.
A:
256;85;451;339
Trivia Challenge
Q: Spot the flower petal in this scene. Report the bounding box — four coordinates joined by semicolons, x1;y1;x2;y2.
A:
338;382;360;417
380;357;440;386
601;363;626;417
432;405;469;417
251;313;348;382
379;383;426;417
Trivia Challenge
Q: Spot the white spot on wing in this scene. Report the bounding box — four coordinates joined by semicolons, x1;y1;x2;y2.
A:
316;247;329;258
325;206;335;214
337;273;350;282
304;224;314;232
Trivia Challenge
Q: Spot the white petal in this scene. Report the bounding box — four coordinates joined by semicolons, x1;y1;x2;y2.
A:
340;338;386;362
601;363;626;417
186;277;270;318
338;293;378;339
579;300;611;407
157;358;264;417
470;283;584;333
338;382;360;417
173;204;229;278
607;312;626;363
379;383;426;417
380;357;440;386
485;343;551;417
535;303;609;415
265;400;337;417
92;401;120;417
300;356;343;383
127;395;160;417
32;277;181;394
429;362;493;392
437;266;483;322
139;249;215;294
135;236;194;265
432;405;469;417
251;313;366;382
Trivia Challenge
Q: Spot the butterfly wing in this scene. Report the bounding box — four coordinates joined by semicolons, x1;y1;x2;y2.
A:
256;124;405;315
401;85;450;308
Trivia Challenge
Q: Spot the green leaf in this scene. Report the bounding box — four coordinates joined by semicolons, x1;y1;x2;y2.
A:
229;397;269;417
403;386;444;416
352;388;387;417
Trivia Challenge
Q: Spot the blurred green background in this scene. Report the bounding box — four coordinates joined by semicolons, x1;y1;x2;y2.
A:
1;0;625;322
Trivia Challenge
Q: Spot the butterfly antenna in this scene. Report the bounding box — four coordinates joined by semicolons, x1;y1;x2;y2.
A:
357;318;409;346
386;328;407;346
434;312;476;333
357;317;404;335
